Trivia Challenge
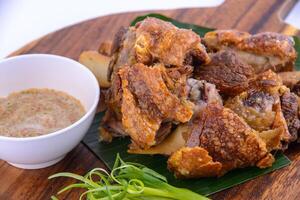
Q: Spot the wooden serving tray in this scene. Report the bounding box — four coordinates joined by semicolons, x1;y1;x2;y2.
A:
1;0;300;199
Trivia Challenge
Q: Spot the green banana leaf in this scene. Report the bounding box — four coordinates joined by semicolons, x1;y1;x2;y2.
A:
83;113;290;196
294;36;300;70
82;13;300;196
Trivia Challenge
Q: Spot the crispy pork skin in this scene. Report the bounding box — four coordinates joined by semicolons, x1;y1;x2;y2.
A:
204;30;297;73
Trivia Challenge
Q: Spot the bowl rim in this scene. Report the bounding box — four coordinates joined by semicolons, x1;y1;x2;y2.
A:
0;53;100;142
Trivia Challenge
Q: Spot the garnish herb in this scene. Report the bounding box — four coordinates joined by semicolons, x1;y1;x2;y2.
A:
49;154;209;200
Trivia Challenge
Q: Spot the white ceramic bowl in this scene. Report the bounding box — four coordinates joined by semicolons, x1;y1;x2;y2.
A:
0;54;100;169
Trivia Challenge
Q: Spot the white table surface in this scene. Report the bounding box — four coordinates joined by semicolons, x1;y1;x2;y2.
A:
0;0;223;58
285;1;300;31
1;0;299;58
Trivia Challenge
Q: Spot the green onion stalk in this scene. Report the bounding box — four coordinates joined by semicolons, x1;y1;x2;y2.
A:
49;154;209;200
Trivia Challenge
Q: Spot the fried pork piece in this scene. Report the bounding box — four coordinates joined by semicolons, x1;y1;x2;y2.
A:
108;27;136;81
128;123;189;155
100;109;127;141
203;30;297;73
292;80;300;96
186;78;223;113
168;147;222;178
121;64;194;122
278;71;300;89
281;91;300;142
108;17;210;80
195;50;254;96
168;104;274;178
128;78;223;155
102;17;212;148
102;63;194;149
225;70;294;150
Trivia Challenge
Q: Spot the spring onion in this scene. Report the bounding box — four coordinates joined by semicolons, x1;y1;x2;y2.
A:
49;154;209;200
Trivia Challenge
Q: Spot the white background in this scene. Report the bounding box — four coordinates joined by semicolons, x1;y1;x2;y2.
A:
285;1;300;31
0;0;299;58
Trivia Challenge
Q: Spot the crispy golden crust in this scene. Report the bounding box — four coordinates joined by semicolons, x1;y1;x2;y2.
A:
257;129;282;152
108;27;137;81
203;30;297;73
109;17;210;80
249;69;283;91
104;63;194;149
160;65;193;98
100;20;300;178
273;103;293;144
225;70;293;149
225;92;291;151
121;75;161;148
135;17;210;66
225;91;277;132
204;30;250;51
280;91;300;142
238;32;296;60
168;104;274;177
256;153;275;168
167;147;222;178
193;104;273;175
204;30;296;60
195;50;254;96
279;71;300;88
122;64;194;122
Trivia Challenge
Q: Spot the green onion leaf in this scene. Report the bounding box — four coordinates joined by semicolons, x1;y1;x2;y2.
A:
49;154;208;200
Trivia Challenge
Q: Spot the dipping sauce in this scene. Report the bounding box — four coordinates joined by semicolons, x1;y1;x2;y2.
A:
0;89;86;137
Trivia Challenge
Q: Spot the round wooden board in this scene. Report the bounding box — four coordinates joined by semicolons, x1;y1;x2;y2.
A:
1;0;300;199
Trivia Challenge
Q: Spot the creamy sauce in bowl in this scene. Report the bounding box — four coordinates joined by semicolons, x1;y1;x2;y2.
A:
0;89;86;137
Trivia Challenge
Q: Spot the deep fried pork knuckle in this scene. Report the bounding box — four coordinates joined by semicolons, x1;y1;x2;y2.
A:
195;50;254;96
102;63;194;149
97;18;300;179
280;91;300;142
168;104;274;178
225;70;296;150
204;30;297;73
108;17;210;80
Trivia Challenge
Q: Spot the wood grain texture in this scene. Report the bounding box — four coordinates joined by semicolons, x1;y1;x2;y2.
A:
1;0;300;199
0;144;107;200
